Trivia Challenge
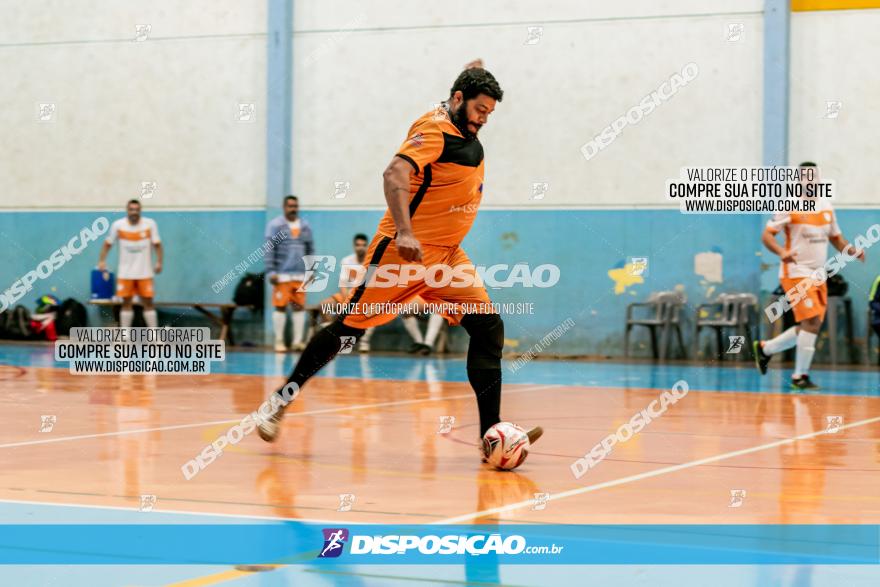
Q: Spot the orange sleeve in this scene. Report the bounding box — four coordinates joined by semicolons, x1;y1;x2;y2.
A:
395;118;445;176
766;213;789;235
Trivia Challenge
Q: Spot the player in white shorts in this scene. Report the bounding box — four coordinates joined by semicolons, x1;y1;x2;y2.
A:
753;162;865;389
98;199;163;328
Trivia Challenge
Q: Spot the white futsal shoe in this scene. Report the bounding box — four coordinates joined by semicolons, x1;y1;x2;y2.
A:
256;399;287;442
256;383;301;442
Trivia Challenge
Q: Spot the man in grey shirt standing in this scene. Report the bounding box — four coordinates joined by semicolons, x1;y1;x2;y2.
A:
265;195;314;352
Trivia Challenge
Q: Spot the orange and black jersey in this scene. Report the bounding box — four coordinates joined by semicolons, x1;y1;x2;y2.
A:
377;107;485;246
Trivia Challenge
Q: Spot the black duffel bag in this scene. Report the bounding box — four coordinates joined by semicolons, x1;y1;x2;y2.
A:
56;298;88;336
233;273;265;309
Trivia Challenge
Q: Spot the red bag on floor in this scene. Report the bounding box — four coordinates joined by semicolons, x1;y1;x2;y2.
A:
30;314;57;342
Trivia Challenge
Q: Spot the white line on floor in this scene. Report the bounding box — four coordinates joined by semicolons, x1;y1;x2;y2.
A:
432;415;880;524
0;384;557;449
0;497;347;524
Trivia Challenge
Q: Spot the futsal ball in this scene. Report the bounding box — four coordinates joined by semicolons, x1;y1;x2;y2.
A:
482;422;531;470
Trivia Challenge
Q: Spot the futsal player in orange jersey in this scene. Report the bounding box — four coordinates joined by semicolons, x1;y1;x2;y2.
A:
256;65;542;459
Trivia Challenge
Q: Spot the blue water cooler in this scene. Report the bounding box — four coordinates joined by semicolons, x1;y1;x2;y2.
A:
91;269;115;300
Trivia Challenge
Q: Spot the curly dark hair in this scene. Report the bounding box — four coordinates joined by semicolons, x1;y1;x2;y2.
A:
449;68;503;102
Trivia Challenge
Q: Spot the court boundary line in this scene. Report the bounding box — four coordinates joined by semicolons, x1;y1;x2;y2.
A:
0;384;556;450
0;497;353;525
432;415;880;524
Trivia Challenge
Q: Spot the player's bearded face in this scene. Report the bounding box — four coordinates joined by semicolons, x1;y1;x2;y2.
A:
284;200;299;219
451;102;477;139
452;95;495;139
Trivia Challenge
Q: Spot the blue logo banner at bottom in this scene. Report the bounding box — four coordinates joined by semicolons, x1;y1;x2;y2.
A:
0;524;876;565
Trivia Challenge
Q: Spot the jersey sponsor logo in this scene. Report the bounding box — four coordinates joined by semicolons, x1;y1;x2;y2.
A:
408;132;423;147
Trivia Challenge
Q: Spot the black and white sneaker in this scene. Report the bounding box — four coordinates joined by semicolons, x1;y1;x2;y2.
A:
753;340;771;375
408;343;431;355
790;375;820;391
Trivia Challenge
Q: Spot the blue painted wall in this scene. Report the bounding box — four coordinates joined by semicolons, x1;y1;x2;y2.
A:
0;210;266;343
1;209;876;357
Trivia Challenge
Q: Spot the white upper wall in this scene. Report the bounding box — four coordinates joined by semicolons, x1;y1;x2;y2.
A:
292;0;763;30
0;0;266;209
790;9;880;208
291;0;764;209
8;2;875;211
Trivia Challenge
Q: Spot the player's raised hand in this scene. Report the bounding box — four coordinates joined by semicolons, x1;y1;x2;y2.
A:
464;58;484;70
396;231;423;263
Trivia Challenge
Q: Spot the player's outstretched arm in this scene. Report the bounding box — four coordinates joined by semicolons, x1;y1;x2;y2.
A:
382;156;421;262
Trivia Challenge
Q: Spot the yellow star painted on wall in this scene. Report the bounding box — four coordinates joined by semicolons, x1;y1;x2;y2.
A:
607;263;645;294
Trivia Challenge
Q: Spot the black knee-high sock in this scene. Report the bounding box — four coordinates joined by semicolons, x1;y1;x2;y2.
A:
467;368;502;436
460;313;504;437
276;319;364;396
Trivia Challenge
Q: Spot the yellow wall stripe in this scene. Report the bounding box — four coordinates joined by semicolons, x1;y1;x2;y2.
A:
793;0;880;11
